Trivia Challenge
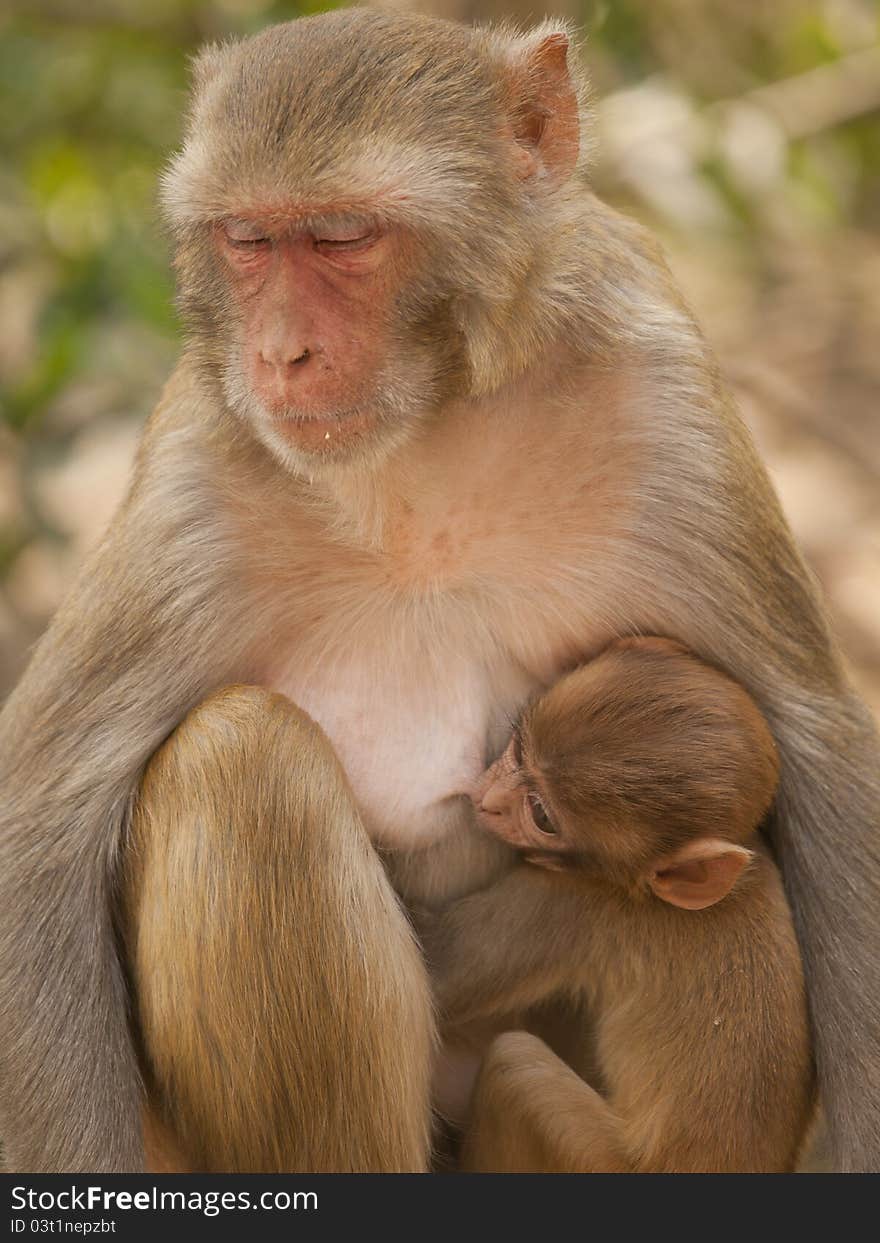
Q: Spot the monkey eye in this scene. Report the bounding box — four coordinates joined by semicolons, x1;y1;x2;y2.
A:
313;231;379;254
222;219;271;249
528;793;556;836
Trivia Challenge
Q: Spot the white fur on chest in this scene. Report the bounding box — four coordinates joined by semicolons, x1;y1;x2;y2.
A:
268;607;544;848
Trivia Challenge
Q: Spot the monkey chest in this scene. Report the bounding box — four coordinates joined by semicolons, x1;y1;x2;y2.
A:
261;462;611;849
268;622;544;849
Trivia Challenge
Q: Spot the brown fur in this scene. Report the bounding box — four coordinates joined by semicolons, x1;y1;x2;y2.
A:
428;650;814;1170
523;637;781;882
455;840;816;1172
0;10;876;1172
122;687;432;1172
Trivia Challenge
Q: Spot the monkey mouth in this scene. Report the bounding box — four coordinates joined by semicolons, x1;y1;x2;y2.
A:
473;804;508;833
272;407;377;452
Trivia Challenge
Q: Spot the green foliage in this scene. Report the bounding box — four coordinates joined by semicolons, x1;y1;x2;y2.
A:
0;1;326;434
0;0;877;439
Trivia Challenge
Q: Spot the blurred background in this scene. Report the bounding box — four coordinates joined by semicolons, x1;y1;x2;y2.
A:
1;0;878;713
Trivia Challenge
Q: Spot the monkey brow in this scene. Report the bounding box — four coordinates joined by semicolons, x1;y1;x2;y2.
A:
298;210;377;233
246;207;378;232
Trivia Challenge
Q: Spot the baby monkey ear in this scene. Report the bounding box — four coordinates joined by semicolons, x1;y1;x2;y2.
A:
505;31;580;184
650;840;754;911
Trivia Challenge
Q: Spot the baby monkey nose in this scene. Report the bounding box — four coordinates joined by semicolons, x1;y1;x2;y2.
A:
479;786;507;815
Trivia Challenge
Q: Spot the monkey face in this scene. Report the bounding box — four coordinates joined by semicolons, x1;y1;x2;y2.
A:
158;13;587;481
208;214;452;477
471;737;573;870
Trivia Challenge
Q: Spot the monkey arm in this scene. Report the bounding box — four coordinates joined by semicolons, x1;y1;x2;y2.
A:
0;362;246;1171
463;1031;630;1173
420;868;591;1030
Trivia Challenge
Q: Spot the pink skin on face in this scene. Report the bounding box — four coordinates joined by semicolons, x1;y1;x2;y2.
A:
216;214;400;451
470;736;567;861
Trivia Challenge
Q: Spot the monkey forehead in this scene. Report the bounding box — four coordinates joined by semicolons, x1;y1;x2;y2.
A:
161;138;498;236
160;11;514;235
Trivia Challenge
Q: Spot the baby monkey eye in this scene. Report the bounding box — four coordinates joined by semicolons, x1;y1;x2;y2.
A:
528;792;556;836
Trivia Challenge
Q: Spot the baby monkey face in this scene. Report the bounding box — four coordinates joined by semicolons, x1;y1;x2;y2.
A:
471;736;572;870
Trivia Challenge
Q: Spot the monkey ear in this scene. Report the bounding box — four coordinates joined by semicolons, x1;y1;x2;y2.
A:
506;32;580;184
649;840;753;910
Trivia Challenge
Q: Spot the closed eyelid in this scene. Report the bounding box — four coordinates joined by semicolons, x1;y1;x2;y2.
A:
314;234;379;253
222;218;271;240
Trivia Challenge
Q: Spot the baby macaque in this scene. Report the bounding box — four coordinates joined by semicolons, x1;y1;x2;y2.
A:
427;637;816;1172
476;636;781;892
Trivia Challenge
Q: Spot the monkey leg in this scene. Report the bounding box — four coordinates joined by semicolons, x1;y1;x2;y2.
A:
120;686;434;1173
462;1032;629;1173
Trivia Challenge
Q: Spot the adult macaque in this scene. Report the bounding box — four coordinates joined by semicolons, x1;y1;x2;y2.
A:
425;637;816;1171
0;9;877;1172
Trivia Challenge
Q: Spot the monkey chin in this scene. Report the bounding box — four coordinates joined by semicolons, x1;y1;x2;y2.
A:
253;404;406;481
223;362;440;481
273;408;379;454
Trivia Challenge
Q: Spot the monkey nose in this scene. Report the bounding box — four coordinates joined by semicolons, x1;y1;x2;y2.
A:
479;788;507;816
258;346;313;373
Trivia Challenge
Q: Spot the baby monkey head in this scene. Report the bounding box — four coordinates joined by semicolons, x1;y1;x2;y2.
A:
472;638;780;910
